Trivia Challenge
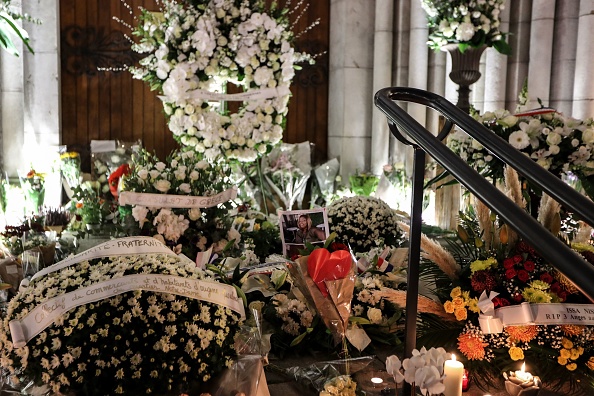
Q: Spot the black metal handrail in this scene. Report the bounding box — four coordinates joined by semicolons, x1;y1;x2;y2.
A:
374;87;594;360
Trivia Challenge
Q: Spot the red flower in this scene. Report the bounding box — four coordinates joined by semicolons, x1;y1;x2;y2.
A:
540;273;554;284
505;268;517;280
471;270;498;293
558;291;567;301
513;293;523;302
523;260;535;271
493;297;510;308
517;270;530;282
503;258;515;269
513;255;523;264
551;282;561;293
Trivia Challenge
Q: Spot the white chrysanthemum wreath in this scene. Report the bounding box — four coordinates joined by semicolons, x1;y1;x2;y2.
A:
130;0;311;162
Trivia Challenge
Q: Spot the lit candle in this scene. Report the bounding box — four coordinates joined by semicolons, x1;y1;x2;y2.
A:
443;354;464;396
514;362;533;383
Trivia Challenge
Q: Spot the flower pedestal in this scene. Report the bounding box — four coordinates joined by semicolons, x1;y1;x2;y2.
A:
443;44;487;113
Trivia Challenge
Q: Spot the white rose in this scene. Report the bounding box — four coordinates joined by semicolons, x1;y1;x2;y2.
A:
155;162;167;171
188;208;201;221
367;307;383;324
196;160;209;170
582;128;594;144
153;179;171;193
137;169;149;180
546;132;562;146
178;183;191;193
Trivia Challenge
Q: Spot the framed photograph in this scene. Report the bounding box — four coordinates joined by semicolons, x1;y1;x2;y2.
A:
278;208;329;258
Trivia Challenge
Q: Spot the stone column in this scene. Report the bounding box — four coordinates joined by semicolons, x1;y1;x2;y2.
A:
370;0;394;175
483;3;511;112
505;0;532;110
527;0;555;108
389;0;411;167
549;1;578;114
1;1;26;177
572;0;594;118
328;0;375;178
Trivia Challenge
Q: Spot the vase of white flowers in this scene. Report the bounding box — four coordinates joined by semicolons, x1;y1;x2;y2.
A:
420;0;511;112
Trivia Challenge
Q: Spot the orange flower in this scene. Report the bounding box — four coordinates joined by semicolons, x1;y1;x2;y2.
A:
76;202;84;209
444;301;455;314
458;332;487;360
586;357;594;371
561;325;585;337
454;307;467;321
505;325;539;343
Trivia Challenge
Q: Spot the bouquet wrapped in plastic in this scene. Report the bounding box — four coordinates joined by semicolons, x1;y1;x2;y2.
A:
262;142;312;210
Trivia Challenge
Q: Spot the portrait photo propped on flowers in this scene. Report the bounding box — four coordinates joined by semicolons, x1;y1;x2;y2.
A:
278;208;329;259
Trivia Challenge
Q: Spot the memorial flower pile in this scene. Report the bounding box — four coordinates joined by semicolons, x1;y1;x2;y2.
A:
0;247;243;395
448;108;594;199
418;193;594;392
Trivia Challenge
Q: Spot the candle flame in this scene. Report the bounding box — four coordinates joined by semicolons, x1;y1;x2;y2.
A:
521;362;525;372
371;377;383;384
451;354;456;362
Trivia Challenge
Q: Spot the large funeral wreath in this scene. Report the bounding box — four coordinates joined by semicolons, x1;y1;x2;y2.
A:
131;0;311;162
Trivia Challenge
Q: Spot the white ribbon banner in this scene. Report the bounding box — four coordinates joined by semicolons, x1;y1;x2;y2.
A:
479;301;594;333
31;236;177;281
119;187;237;209
10;274;245;348
158;86;291;103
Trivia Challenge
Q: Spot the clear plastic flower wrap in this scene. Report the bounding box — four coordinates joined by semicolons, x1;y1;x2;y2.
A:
281;356;373;394
262;142;312;210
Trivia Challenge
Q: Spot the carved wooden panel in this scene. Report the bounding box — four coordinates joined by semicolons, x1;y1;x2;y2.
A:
59;0;329;169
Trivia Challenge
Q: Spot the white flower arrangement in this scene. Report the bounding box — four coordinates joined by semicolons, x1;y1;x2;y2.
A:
0;253;242;395
447;108;594;197
123;148;234;260
420;0;510;54
328;196;403;252
386;347;449;396
130;0;312;161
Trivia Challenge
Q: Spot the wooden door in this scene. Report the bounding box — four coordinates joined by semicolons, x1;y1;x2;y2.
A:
59;0;329;170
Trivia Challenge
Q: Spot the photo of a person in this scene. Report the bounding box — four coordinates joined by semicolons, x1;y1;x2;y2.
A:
278;208;330;258
294;214;326;244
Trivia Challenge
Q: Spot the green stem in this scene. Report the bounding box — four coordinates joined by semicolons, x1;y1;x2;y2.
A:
257;157;269;216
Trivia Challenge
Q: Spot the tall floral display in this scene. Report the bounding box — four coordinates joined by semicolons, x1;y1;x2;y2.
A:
420;0;510;55
130;0;309;162
420;0;511;112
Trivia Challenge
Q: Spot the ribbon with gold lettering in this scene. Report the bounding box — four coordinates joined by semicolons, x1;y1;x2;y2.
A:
10;274;245;348
119;187;237;208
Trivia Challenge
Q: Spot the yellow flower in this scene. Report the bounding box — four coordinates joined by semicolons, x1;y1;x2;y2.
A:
559;349;571;359
444;301;455;314
508;346;524;361
558;356;568;366
570;349;582;360
453;297;465;307
454;307;467;321
561;338;574;349
566;363;577;371
467;298;480;313
450;287;462;298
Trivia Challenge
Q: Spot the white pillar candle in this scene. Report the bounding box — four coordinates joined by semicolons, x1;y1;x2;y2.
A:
443;354;464;396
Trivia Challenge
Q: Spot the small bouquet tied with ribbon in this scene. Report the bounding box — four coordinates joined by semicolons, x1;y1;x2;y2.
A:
286;235;357;347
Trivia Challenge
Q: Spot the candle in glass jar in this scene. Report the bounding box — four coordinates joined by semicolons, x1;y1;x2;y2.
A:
444;354;464;396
